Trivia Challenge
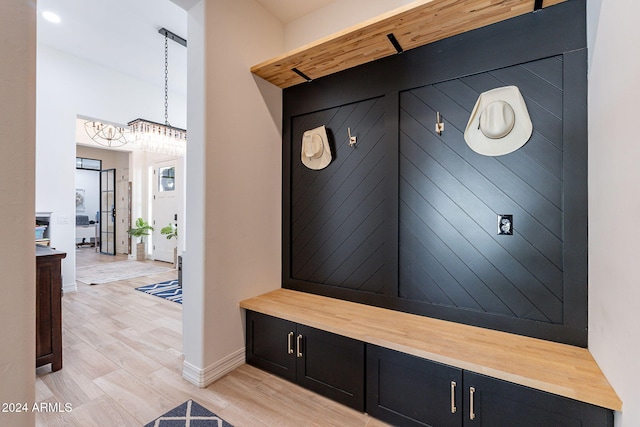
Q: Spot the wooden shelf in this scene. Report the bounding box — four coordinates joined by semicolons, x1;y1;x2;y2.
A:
251;0;566;88
240;289;621;411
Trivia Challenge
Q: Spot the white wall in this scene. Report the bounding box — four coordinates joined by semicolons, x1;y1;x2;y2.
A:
588;0;640;425
36;44;186;287
0;1;36;426
76;140;131;171
283;0;414;51
182;0;283;384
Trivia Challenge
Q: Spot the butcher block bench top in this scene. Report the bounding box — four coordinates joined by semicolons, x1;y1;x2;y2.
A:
240;288;621;411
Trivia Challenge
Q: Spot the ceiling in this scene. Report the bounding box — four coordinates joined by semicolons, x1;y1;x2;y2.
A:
37;0;337;100
37;0;189;96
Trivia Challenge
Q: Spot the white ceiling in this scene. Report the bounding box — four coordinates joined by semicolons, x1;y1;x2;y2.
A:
37;0;336;98
36;0;336;110
38;0;189;96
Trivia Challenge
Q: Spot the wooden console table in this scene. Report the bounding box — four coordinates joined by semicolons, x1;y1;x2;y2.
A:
36;246;66;371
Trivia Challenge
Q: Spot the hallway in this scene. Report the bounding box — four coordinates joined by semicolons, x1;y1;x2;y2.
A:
35;249;385;426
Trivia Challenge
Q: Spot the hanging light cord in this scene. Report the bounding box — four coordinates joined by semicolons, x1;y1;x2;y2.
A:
164;34;170;127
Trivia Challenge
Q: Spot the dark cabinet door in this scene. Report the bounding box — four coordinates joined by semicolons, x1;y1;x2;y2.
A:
367;345;462;427
246;311;296;382
296;324;365;411
462;372;613;427
245;311;365;411
36;249;65;371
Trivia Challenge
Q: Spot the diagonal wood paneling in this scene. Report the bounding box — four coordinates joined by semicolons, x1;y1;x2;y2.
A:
290;97;390;294
282;2;589;345
399;56;564;324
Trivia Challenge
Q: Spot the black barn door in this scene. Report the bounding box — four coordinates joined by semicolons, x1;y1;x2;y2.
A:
100;168;116;255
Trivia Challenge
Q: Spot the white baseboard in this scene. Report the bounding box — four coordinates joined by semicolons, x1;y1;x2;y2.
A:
63;282;78;293
182;347;245;388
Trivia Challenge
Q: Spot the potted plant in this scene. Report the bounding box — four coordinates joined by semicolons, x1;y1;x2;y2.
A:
160;223;178;266
127;217;154;261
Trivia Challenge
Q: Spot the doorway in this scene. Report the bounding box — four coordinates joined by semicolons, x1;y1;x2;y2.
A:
152;159;180;264
76;145;131;257
99;168;116;255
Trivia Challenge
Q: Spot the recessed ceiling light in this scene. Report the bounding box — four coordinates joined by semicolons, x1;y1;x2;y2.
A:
42;11;61;24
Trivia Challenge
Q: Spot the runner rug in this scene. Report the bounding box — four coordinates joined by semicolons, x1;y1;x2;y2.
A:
76;260;174;285
136;279;182;304
144;400;233;427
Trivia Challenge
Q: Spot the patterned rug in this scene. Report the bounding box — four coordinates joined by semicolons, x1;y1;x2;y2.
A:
144;400;232;427
76;260;174;285
136;280;182;304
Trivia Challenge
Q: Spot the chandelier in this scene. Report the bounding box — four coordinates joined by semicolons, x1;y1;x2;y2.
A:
128;28;187;156
84;121;129;148
81;29;186;154
128;118;186;156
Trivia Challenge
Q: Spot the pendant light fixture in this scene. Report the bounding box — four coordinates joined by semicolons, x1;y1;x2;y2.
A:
129;28;187;156
83;120;129;148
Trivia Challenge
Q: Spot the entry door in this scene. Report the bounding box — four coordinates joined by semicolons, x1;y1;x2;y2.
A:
100;168;116;255
152;160;178;263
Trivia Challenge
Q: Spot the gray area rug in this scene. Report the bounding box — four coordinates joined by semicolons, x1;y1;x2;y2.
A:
144;400;233;427
76;260;174;285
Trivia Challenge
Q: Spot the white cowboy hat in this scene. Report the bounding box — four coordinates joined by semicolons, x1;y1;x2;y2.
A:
463;86;533;156
301;125;332;170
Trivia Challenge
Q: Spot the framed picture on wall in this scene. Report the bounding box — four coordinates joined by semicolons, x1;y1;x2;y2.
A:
76;188;85;212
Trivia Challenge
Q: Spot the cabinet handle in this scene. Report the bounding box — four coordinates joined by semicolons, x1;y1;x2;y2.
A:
469;386;476;421
287;332;294;355
450;381;457;414
296;334;303;358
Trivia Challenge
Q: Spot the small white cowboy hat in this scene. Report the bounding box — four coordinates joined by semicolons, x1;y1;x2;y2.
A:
301;125;332;170
464;86;533;156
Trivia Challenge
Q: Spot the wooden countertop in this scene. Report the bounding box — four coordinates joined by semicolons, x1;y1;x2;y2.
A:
36;245;67;258
240;288;621;411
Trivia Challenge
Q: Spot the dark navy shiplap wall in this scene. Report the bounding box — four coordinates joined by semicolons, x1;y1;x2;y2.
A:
398;60;564;324
282;0;588;346
291;97;393;294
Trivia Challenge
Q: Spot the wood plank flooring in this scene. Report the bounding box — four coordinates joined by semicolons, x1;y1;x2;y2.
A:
36;248;387;426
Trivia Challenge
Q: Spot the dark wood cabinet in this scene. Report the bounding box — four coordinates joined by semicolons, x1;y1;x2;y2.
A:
296;323;365;410
246;310;297;381
35;246;66;371
245;310;365;411
462;372;613;427
367;345;462;427
367;345;613;427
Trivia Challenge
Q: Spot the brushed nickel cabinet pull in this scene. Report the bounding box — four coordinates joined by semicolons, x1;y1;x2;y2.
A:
287;332;294;355
470;386;476;420
451;381;457;413
296;334;303;358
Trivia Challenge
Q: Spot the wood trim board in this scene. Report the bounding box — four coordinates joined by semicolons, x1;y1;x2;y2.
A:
251;0;566;88
240;289;621;411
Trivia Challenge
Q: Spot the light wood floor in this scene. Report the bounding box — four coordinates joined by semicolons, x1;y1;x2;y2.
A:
35;247;387;426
